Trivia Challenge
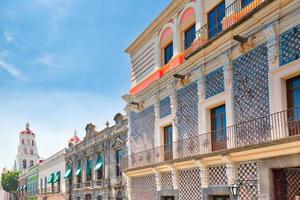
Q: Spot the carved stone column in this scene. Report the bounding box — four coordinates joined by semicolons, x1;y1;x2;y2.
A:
169;166;179;190
197;66;209;153
195;160;209;188
264;22;285;139
154;94;160;148
220;51;234;149
154;34;161;70
264;22;278;71
195;0;205;38
221;156;237;185
172;15;181;56
153;169;162;191
168;82;179;159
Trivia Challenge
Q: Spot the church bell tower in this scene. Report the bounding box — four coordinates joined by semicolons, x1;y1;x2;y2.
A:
16;123;39;172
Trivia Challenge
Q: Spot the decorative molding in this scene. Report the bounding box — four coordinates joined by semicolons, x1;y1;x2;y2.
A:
152;169;162;191
220;51;233;89
264;22;278;64
197;66;206;101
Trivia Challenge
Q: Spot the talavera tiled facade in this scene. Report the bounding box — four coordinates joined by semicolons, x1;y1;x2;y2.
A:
122;0;300;200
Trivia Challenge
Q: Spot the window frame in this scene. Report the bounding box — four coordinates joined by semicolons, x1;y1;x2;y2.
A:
163;42;174;65
207;0;225;39
183;23;196;50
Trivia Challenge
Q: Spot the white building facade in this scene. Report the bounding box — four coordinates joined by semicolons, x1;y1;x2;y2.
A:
38;149;66;200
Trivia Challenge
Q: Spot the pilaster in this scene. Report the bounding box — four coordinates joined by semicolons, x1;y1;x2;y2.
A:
169;166;179;190
168;83;179;159
197;66;209;153
195;0;205;38
153;169;162;191
221;156;237;185
154;34;162;70
172;16;181;56
220;51;234;148
195;160;208;188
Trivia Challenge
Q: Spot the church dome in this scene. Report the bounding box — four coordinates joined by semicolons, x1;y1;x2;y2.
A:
69;130;81;146
20;123;35;135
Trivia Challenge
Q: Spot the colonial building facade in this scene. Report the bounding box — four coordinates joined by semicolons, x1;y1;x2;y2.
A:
38;148;66;200
65;113;128;200
122;0;300;199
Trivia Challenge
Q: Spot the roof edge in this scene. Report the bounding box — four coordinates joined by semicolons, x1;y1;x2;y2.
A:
125;0;187;54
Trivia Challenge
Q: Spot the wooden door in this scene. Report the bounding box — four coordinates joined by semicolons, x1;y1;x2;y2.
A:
287;75;300;136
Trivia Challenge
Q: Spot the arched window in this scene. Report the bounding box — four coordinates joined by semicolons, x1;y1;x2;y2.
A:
30;149;33;155
179;7;196;50
30;160;34;167
24;148;27;154
32;140;34;146
160;27;173;65
22;139;24;144
23;160;27;169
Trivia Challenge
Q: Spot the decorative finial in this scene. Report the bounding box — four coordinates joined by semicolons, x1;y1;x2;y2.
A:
26;123;29;129
105;121;110;128
74;130;77;137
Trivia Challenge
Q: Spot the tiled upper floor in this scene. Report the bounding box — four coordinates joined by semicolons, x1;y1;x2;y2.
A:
126;0;280;95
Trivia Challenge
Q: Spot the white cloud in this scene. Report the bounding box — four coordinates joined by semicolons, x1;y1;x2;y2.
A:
0;57;22;78
35;54;56;68
3;31;15;43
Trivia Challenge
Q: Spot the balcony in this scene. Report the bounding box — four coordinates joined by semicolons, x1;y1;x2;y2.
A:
184;0;272;58
122;107;300;170
39;186;60;195
74;179;110;190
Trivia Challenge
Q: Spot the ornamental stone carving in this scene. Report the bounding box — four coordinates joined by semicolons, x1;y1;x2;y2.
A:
264;22;278;64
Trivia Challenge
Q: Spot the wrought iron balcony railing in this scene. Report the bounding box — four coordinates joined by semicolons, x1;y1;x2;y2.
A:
185;0;272;58
73;179;110;190
122;107;300;170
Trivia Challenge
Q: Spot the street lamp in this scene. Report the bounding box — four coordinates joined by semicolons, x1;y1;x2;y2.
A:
228;183;240;199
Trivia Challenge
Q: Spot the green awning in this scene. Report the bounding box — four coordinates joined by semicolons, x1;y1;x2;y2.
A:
53;172;60;183
75;168;81;176
94;162;102;171
64;168;72;178
23;185;27;190
16;187;19;191
87;160;92;175
47;174;54;183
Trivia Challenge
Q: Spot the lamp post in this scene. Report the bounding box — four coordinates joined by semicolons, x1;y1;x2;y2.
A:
228;183;240;199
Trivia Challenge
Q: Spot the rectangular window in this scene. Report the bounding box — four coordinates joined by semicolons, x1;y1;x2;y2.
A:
116;149;123;177
208;1;225;39
211;105;227;151
86;158;92;181
163;125;173;161
164;42;173;64
184;24;196;49
242;0;254;8
286;75;300;136
44;177;47;193
97;153;104;180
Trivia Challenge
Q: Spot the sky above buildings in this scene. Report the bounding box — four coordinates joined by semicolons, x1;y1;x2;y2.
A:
0;0;171;170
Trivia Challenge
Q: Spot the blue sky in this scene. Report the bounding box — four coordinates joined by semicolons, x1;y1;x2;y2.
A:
0;0;171;170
